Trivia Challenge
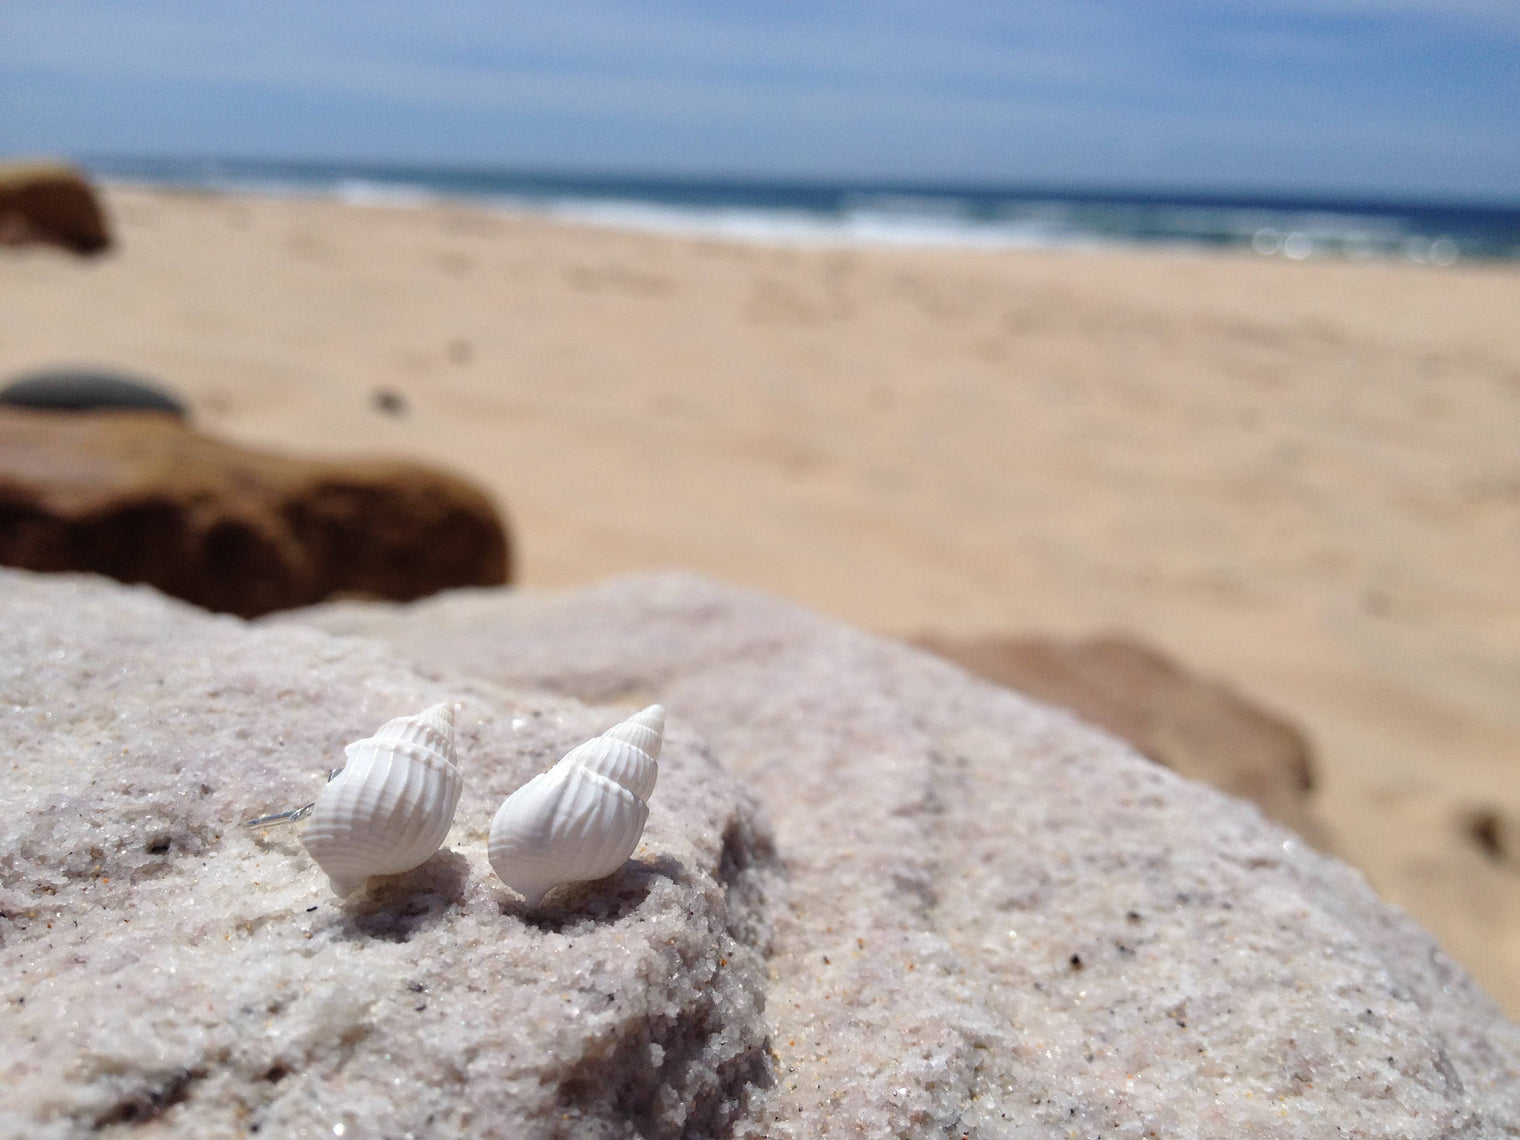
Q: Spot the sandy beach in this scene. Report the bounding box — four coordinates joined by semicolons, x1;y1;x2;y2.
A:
5;184;1520;1014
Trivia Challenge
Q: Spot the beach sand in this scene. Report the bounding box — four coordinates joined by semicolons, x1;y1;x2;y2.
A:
6;185;1520;1013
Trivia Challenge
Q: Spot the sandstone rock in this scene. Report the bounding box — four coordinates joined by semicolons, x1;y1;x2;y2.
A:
0;569;777;1138
1;368;188;418
0;160;111;254
4;566;1518;1136
0;407;510;617
914;633;1323;843
282;574;1520;1137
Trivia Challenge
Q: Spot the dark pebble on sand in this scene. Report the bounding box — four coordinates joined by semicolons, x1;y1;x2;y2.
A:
372;388;409;416
0;368;187;418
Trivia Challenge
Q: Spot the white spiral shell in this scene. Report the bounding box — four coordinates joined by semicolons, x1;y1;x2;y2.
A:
301;702;462;898
488;704;663;907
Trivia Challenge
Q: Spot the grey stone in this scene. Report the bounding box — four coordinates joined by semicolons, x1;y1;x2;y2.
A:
285;574;1520;1137
911;632;1325;847
0;570;776;1139
4;566;1519;1137
0;368;188;418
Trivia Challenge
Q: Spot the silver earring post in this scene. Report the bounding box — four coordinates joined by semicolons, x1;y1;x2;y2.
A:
242;766;344;828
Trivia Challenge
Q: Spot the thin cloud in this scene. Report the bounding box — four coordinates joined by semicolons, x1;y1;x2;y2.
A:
0;0;1515;195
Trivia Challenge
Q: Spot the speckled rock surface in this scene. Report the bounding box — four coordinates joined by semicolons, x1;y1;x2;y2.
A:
912;632;1323;845
286;573;1520;1138
0;570;776;1139
5;567;1519;1138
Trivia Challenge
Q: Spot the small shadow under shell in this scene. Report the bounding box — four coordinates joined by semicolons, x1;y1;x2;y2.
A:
506;854;686;932
334;848;472;943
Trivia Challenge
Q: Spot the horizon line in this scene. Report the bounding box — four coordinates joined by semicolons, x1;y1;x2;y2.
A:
72;151;1520;214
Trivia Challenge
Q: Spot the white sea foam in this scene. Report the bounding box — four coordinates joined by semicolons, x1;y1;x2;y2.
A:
88;158;1508;262
525;196;1105;252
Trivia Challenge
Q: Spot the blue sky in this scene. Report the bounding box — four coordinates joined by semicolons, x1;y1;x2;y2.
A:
2;1;1517;199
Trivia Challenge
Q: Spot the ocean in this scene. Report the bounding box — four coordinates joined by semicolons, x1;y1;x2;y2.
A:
83;155;1520;264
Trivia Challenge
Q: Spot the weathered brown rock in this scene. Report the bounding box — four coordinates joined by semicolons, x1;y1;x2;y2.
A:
0;407;510;617
0;160;111;254
916;632;1323;841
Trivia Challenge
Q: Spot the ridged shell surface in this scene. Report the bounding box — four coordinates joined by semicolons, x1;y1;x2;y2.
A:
301;702;461;898
488;704;663;907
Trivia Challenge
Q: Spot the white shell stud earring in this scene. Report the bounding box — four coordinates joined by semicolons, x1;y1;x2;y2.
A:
297;702;463;898
488;704;663;907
